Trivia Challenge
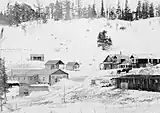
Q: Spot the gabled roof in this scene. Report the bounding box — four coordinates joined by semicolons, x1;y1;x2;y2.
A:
7;69;41;77
110;54;130;59
51;69;69;75
45;60;64;65
104;54;130;62
66;62;79;66
7;68;68;77
120;60;133;65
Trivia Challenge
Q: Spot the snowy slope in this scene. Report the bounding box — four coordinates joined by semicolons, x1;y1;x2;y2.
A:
1;18;160;71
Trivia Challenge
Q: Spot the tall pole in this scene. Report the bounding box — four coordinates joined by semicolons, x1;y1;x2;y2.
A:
0;98;2;111
64;84;66;103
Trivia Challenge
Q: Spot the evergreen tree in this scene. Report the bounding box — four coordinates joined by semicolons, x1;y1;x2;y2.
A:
92;4;97;18
124;0;130;20
121;9;125;20
87;5;92;18
49;3;54;19
81;7;88;18
77;0;83;18
54;0;62;20
149;3;154;18
116;0;122;19
45;6;50;19
136;0;142;19
156;4;160;17
109;7;116;20
100;0;105;17
64;0;71;20
71;2;76;19
142;1;149;19
0;59;9;104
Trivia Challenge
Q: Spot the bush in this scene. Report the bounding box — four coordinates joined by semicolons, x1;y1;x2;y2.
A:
97;30;112;50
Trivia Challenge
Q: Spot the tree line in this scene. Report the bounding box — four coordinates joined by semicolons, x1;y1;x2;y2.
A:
0;0;160;26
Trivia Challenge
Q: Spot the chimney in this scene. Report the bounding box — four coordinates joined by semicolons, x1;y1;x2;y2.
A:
120;51;122;55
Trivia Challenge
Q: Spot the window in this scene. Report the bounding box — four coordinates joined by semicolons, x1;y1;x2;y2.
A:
30;54;44;61
30;77;32;80
24;77;25;80
43;77;45;81
18;77;20;80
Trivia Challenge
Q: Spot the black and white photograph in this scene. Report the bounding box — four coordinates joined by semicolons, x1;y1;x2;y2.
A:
0;0;160;112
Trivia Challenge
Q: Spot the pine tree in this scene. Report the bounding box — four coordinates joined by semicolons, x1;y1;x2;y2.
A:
49;3;54;19
116;0;121;19
121;9;125;20
124;0;130;20
142;1;149;19
77;0;83;18
87;5;92;18
156;5;160;17
0;59;9;104
92;4;97;18
81;7;88;18
45;6;50;19
100;0;105;17
64;0;71;20
54;0;62;20
59;1;63;19
71;2;76;19
149;3;154;18
109;7;116;20
136;0;142;19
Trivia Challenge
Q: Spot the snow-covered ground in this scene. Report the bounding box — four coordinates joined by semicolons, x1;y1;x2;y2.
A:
1;18;160;71
1;17;160;112
2;78;160;113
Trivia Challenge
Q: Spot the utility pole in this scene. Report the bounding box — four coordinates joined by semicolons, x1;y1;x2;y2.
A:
63;84;66;103
0;97;2;111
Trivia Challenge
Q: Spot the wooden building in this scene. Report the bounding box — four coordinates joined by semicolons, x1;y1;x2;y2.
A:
45;60;65;69
115;75;160;92
7;68;69;85
7;69;39;84
130;53;160;68
48;69;69;85
30;54;44;61
66;62;80;71
100;53;130;70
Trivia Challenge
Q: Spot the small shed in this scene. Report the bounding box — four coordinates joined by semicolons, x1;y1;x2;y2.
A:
45;60;65;69
49;69;69;85
66;62;80;71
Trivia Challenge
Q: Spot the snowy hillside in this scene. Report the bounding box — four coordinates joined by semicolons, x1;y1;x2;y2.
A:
1;17;160;70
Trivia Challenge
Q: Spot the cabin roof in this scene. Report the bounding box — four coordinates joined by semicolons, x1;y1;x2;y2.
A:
120;60;133;65
131;53;159;59
115;74;160;79
7;68;68;77
66;62;79;66
45;60;64;65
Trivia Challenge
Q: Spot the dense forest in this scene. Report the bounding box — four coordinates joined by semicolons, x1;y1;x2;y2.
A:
0;0;160;26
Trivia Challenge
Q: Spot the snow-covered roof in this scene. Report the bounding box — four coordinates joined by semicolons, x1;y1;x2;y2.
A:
7;68;68;77
45;60;64;65
131;53;160;59
30;84;49;87
7;80;19;84
66;62;79;66
120;60;133;65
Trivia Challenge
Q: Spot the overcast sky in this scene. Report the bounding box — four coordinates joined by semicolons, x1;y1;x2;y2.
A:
0;0;160;11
